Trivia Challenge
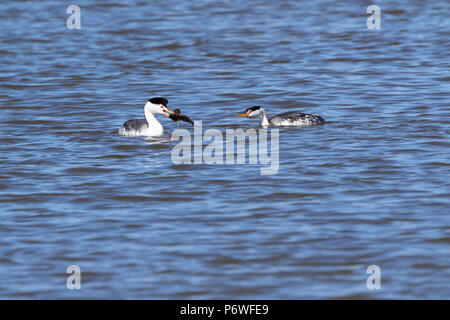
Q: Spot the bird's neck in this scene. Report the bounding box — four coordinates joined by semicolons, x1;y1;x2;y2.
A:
259;108;270;127
144;107;163;129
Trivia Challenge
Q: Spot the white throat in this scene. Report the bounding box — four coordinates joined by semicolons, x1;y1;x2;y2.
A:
144;103;163;135
259;108;270;127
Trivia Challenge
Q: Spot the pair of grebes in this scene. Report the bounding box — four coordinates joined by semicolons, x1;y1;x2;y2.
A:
119;97;325;137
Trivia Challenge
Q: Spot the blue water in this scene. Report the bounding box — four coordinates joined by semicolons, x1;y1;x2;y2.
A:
0;0;449;299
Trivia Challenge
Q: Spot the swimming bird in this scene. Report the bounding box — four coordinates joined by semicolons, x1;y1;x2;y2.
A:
119;97;174;136
169;109;194;125
237;106;325;127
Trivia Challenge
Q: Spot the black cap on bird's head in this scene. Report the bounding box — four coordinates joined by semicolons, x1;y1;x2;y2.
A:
237;106;262;118
148;97;168;107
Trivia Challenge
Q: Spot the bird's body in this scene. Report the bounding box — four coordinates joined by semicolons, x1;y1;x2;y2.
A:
268;111;325;126
237;106;325;127
119;97;173;137
120;118;162;136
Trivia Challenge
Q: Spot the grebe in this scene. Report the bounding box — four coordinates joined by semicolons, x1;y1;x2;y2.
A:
119;97;174;136
237;106;325;127
169;109;194;125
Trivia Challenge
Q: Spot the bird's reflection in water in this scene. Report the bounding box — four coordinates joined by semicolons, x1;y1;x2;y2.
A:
143;135;171;145
142;135;173;167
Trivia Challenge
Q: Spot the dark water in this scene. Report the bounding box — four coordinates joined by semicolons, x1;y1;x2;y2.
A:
0;0;449;299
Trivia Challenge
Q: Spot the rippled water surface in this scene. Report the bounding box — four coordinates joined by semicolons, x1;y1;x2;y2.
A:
0;0;449;299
